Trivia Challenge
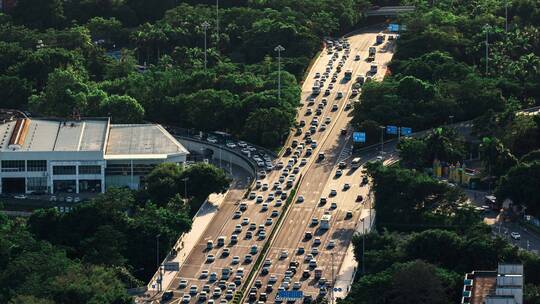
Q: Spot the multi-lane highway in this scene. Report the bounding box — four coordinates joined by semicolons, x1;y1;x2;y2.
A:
243;28;395;302
151;26;395;304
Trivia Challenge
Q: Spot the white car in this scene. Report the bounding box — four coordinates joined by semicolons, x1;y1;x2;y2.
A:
226;142;237;149
182;295;191;303
14;194;27;199
511;232;521;240
207;137;218;143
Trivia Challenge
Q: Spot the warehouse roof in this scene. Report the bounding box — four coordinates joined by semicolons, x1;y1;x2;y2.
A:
0;117;188;160
105;124;188;159
0;118;108;152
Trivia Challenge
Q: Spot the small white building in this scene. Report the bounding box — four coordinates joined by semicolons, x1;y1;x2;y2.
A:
0;117;188;194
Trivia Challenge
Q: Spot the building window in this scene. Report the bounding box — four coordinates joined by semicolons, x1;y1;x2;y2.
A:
27;160;47;172
1;160;25;172
105;163;156;176
53;165;76;175
79;165;101;175
27;177;47;193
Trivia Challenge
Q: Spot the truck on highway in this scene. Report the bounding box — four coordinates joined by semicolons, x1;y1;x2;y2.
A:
376;34;384;44
368;46;376;61
320;214;331;230
344;69;352;80
351;157;362;169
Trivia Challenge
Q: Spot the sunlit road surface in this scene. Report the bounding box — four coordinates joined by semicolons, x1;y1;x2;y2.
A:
243;27;395;302
145;25;396;304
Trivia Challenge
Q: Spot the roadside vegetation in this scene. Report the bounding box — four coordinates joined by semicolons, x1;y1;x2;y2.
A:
0;162;229;303
0;0;377;149
345;0;540;302
343;162;540;304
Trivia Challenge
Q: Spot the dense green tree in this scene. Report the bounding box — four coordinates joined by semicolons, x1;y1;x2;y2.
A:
100;94;145;123
182;163;230;200
365;162;468;231
243;107;293;148
479;137;518;178
496;161;540;217
86;17;126;46
29;68;106;117
386;261;451;304
0;76;32;110
145;163;183;205
13;47;84;88
11;0;65;29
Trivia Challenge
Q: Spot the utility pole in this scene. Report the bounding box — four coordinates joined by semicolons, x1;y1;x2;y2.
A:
182;177;189;198
484;24;492;75
202;21;210;71
156;234;161;292
274;45;285;100
331;252;335;304
379;126;385;155
216;0;220;47
505;1;509;32
362;219;365;275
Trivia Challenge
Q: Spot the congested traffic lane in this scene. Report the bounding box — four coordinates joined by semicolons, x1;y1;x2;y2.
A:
161;34;368;304
245;28;396;302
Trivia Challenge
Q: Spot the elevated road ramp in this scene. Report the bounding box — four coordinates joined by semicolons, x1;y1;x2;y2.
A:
365;6;415;16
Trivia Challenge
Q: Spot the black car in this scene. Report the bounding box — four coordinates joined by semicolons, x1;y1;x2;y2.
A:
161;291;174;302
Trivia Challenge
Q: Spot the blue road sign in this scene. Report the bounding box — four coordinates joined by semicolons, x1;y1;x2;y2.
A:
400;127;412;136
353;132;366;143
277;290;304;300
388;24;400;32
386;125;398;135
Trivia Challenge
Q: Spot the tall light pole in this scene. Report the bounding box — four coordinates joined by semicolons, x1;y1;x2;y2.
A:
274;45;285;100
202;21;210;71
484;24;492;75
216;0;219;47
156;234;161;292
331;252;335;304
181;177;189;199
362;218;366;275
379;126;385;155
505;1;509;32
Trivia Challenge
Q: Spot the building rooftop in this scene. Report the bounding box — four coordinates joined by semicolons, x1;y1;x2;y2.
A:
0;116;188;160
1;118;108;152
470;272;497;304
105;124;188;159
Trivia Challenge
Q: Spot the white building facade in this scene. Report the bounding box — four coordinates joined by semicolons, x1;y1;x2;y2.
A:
0;118;188;194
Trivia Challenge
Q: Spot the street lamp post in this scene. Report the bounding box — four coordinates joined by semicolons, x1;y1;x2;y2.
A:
484;24;492;75
156;234;161;292
331;252;335;304
181;177;189;199
216;0;219;47
379;126;385;155
274;45;285;100
362;218;365;275
505;1;509;32
202;21;210;71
